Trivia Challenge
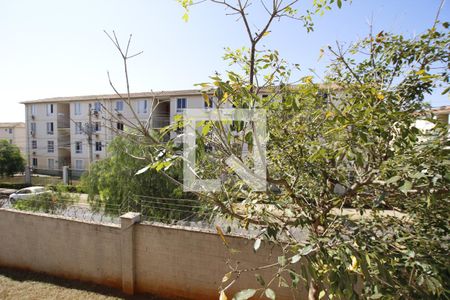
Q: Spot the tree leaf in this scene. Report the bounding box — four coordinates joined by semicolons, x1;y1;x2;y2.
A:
385;175;401;184
135;165;150;175
290;254;301;264
255;273;265;286
319;291;326;299
232;289;256;300
216;225;229;248
337;0;342;8
220;291;228;300
222;272;232;283
278;255;287;267
254;238;261;252
265;288;276;300
399;180;412;194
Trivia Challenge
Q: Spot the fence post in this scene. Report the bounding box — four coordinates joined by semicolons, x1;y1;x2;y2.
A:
120;212;141;295
62;166;69;185
25;166;32;185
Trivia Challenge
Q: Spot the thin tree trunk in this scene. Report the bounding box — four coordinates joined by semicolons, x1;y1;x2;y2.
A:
308;280;319;300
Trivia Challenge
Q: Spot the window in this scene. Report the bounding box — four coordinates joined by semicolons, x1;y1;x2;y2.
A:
47;122;54;135
32;140;37;149
31;105;36;115
75;159;84;170
75;141;82;154
74;102;81;115
117;122;124;131
116;100;124;112
30;122;36;134
138;99;148;114
177;98;187;112
204;97;213;109
8;128;13;134
94;122;101;132
48;159;55;170
18;189;31;195
32;158;38;167
46;103;54;116
47;141;54;153
94;102;101;112
75;122;83;134
95;141;102;151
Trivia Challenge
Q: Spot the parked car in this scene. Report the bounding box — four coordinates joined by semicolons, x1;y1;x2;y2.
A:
8;186;47;203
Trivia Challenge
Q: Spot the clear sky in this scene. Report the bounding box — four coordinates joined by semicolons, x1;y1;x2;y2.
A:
0;0;448;122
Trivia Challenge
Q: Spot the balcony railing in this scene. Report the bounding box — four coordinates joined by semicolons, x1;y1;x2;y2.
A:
152;115;170;129
57;115;70;129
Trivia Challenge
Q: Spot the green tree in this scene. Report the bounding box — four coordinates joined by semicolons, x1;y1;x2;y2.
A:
0;140;25;177
104;1;449;298
154;5;448;300
81;136;203;221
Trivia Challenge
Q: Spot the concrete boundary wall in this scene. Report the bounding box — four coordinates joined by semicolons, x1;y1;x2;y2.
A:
0;209;304;299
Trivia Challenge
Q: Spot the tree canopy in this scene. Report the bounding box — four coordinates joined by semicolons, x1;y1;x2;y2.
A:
0;140;25;177
101;1;449;298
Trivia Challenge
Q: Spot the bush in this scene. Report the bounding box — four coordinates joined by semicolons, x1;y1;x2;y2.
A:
12;188;74;214
0;183;30;189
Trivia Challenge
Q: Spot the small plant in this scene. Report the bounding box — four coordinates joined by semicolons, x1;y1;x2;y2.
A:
13;188;74;214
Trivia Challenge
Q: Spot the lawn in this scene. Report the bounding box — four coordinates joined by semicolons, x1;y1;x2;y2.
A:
0;267;160;300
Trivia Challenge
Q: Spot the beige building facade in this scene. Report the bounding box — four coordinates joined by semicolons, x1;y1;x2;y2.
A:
0;122;26;156
22;90;215;176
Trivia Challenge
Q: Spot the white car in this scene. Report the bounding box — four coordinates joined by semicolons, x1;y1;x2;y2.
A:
8;186;47;202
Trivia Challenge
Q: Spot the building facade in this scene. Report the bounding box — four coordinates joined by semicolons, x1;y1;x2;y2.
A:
0;122;26;156
22;90;214;176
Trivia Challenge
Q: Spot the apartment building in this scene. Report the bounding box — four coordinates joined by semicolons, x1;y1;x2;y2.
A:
22;90;215;176
0;122;26;156
416;105;450;131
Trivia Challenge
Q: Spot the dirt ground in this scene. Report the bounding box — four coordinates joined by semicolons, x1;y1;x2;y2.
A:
0;267;160;300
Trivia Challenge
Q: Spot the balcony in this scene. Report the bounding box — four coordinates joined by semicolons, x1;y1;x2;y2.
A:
152;115;170;129
57;116;70;129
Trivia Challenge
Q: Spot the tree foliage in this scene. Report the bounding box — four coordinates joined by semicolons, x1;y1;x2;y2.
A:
103;1;449;298
81;136;202;220
151;7;449;300
0;140;25;177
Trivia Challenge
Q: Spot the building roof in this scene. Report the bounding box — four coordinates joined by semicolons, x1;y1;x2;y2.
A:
0;122;25;128
20;89;207;104
431;105;450;114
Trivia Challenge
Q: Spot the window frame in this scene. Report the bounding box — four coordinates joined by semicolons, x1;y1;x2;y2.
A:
116;100;124;112
176;98;187;112
48;158;55;170
75;141;83;154
46;103;54;116
95;141;102;152
47;141;54;153
47;122;54;135
74;102;81;115
75;159;84;170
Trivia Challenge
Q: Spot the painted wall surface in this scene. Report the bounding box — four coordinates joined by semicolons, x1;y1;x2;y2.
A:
134;223;304;299
0;209;122;288
0;209;306;299
0;123;26;156
27;103;60;170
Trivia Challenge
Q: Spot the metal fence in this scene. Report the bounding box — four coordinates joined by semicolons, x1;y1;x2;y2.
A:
0;193;262;236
